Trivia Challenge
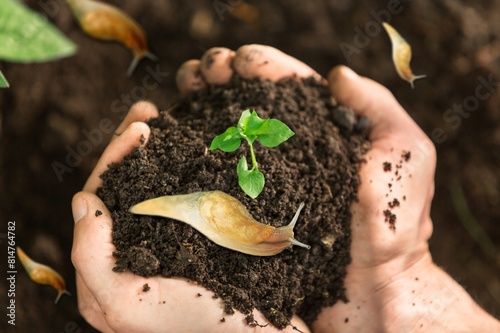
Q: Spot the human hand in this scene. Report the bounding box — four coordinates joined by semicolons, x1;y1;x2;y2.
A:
313;67;500;332
71;45;316;333
312;66;437;332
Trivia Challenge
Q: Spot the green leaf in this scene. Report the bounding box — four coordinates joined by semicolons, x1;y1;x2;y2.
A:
256;119;295;147
209;126;242;152
244;110;267;134
236;109;252;131
0;0;76;63
237;157;264;198
0;71;9;88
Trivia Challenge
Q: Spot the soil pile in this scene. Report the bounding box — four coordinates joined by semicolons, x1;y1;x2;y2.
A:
97;75;369;328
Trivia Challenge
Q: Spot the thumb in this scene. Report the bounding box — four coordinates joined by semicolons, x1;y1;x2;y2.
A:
71;191;119;302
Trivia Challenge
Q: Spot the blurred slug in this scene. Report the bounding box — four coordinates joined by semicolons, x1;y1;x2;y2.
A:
382;22;426;88
129;191;311;256
17;247;71;304
66;0;157;75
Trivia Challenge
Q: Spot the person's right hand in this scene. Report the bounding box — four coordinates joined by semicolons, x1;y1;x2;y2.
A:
314;67;500;332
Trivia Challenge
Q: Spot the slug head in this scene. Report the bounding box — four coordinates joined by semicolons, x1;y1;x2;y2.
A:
261;202;310;252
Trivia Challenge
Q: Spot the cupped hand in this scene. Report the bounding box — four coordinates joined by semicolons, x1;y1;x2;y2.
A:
71;45;316;333
313;67;437;332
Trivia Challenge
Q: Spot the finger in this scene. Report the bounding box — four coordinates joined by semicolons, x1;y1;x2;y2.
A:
233;44;323;81
83;122;150;193
76;272;116;333
200;47;235;85
328;66;425;142
112;101;158;141
176;59;207;96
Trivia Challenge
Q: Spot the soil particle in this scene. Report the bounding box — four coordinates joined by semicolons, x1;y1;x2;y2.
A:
97;76;368;328
142;283;150;292
383;162;392;172
402;151;411;162
383;209;397;230
95;210;102;217
203;50;220;69
388;198;400;208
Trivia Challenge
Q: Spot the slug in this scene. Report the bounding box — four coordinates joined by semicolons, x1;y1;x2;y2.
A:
382;22;426;88
17;247;71;304
66;0;157;75
129;191;311;256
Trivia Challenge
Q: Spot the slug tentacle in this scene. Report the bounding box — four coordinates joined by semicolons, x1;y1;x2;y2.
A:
129;191;310;256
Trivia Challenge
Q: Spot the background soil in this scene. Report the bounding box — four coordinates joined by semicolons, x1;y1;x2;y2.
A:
1;0;499;332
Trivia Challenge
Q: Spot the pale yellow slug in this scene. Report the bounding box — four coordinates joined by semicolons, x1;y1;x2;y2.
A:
66;0;157;75
17;247;71;304
382;22;426;88
129;191;311;256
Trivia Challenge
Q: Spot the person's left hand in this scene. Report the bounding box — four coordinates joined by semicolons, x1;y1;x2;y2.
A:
72;45;317;333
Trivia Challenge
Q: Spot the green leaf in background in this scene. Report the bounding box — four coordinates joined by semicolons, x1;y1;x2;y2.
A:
0;71;9;88
0;0;76;62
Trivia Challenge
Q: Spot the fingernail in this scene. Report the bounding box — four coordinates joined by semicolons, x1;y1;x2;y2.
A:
72;196;88;224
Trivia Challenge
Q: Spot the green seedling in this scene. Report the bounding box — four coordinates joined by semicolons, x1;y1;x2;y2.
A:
210;109;295;198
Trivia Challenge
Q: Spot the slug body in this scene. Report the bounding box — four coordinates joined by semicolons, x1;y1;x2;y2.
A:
17;247;71;304
129;191;310;256
66;0;157;75
382;22;426;88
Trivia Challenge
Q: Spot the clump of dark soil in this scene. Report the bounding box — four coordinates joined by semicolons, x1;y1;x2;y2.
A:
97;75;369;328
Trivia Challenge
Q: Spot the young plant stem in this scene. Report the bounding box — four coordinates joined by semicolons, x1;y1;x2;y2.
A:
247;139;258;171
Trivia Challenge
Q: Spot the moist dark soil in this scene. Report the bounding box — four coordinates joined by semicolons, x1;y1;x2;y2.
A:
96;76;368;328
